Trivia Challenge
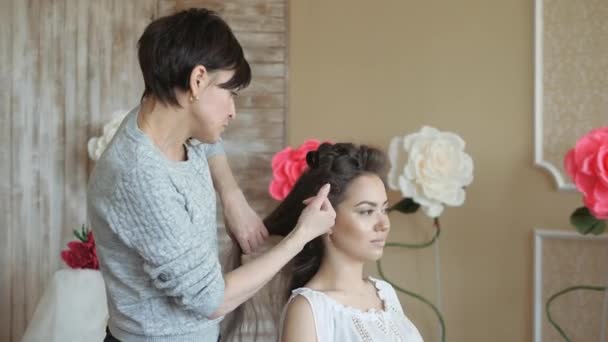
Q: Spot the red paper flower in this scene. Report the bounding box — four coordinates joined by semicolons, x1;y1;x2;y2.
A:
61;226;99;270
564;127;608;219
269;139;323;200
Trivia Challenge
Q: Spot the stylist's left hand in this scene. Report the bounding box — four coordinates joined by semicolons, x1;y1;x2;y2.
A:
223;190;269;254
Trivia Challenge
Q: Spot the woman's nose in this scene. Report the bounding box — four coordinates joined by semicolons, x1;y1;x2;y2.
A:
375;213;390;231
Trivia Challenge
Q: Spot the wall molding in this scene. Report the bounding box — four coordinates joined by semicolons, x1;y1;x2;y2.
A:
533;229;608;342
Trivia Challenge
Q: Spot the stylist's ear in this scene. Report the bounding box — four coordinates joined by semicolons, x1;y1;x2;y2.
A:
189;65;208;96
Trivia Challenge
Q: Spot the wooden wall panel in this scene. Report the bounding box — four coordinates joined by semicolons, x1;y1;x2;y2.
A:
0;0;13;340
10;1;41;338
0;1;157;340
0;1;287;341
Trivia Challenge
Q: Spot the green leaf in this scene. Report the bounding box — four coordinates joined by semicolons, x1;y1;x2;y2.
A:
390;198;420;214
72;225;89;242
570;207;606;235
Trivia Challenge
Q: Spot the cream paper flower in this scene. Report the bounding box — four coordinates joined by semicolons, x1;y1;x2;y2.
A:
388;126;474;217
87;110;129;161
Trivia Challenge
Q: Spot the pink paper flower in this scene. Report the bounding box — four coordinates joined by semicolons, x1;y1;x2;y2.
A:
269;139;323;200
564;127;608;219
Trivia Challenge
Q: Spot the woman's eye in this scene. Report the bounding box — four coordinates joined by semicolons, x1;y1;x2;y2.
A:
359;210;375;216
230;91;238;97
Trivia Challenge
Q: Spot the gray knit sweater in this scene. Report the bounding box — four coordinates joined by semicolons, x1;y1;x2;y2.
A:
87;107;225;342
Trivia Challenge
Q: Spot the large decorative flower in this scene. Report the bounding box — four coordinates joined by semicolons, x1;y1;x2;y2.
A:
269;139;322;200
564;126;608;220
545;127;608;342
388;126;474;217
87;109;129;161
61;226;99;270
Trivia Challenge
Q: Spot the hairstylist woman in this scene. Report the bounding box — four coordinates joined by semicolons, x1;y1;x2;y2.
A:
87;8;336;342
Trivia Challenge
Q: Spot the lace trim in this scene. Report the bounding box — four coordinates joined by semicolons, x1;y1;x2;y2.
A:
352;316;374;341
388;317;406;341
291;277;390;318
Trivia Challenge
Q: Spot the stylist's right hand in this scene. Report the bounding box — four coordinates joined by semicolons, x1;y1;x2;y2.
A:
294;184;336;242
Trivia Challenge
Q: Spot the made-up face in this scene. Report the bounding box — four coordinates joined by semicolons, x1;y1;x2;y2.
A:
328;174;391;262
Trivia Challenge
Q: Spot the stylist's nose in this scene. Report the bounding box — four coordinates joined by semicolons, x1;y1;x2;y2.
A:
228;98;236;120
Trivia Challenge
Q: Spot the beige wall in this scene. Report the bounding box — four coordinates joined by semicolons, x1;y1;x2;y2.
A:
288;1;581;341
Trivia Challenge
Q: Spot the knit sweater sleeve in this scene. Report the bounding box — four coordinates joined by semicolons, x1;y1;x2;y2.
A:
106;165;224;317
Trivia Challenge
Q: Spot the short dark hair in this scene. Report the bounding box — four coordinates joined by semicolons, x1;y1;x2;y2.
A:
137;8;251;106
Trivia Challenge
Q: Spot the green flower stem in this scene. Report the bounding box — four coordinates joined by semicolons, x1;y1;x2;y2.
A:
376;218;446;342
546;285;607;341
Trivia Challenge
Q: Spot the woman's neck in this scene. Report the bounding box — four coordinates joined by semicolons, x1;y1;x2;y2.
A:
137;97;191;161
313;251;367;292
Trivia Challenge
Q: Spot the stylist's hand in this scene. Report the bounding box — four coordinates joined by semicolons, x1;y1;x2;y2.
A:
223;190;269;254
293;184;336;243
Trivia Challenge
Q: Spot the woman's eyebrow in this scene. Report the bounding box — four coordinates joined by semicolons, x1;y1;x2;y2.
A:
354;200;389;207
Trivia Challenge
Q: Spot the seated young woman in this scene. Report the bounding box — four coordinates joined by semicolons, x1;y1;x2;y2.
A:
275;142;423;341
224;142;423;341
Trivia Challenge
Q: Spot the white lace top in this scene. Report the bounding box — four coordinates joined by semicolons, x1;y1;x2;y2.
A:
281;277;424;342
